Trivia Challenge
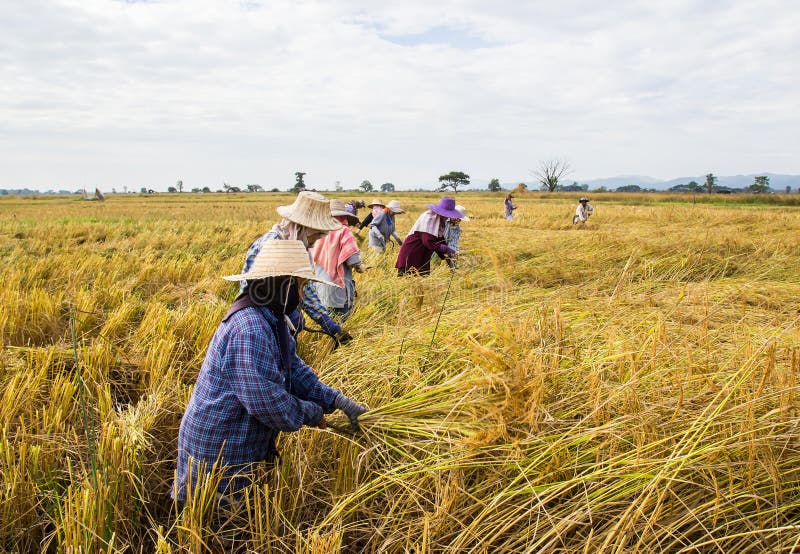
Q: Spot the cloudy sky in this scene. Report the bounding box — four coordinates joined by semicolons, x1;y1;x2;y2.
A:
1;0;799;191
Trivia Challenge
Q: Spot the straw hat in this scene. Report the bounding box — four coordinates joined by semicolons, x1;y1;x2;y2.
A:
222;240;338;287
276;191;342;231
454;204;469;222
579;196;589;202
427;196;463;219
367;198;385;208
330;199;360;226
386;200;405;214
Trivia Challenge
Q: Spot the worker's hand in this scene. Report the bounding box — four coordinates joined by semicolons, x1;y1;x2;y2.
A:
354;263;366;273
336;331;353;345
315;415;327;429
335;393;368;431
395;237;404;246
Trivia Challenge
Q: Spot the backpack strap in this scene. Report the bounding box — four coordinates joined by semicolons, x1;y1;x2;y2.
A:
222;295;259;323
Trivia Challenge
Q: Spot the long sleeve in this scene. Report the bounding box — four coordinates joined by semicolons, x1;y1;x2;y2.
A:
419;232;455;258
301;281;343;336
222;327;323;430
358;213;374;230
288;347;339;412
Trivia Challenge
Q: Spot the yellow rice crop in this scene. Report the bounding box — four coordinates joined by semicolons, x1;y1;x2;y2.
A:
0;191;799;552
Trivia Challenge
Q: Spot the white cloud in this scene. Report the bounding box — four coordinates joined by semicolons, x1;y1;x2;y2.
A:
1;0;799;189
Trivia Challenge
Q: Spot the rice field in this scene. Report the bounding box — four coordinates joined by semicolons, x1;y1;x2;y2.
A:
1;191;799;553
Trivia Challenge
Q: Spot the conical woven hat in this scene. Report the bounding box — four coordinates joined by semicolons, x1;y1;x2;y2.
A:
386;200;405;214
276;191;342;231
330;199;360;226
222;240;338;287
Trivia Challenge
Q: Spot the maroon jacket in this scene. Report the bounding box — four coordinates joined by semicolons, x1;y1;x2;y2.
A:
395;231;455;275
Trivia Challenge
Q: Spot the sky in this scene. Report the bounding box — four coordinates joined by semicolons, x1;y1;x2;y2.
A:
1;0;799;191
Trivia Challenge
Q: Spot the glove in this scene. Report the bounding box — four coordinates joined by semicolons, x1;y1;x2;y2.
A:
315;415;327;429
335;393;368;431
337;331;353;345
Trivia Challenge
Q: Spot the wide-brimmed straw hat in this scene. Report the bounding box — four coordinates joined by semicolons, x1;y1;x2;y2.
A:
386;200;405;214
579;196;589;202
222;240;338;287
427;196;463;219
454;204;469;222
330;199;360;226
367;198;385;208
276;191;342;232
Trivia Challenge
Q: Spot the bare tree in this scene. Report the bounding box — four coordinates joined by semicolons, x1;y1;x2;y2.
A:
532;159;571;192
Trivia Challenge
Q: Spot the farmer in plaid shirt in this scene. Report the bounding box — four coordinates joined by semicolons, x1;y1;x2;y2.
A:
173;240;367;502
241;191;353;343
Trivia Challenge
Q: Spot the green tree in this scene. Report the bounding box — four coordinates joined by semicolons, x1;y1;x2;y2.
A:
167;186;177;193
202;186;211;193
292;172;306;193
438;171;470;193
488;178;501;192
360;180;373;192
749;175;770;194
381;182;395;192
177;180;183;193
533;158;571;192
704;173;717;193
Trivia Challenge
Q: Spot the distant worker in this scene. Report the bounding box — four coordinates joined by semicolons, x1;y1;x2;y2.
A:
240;191;353;344
311;199;365;322
173;240;367;505
345;199;365;217
369;199;405;253
396;196;459;275
504;193;517;221
573;196;594;227
354;199;381;235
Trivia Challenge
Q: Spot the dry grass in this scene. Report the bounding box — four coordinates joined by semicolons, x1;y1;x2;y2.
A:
1;191;799;552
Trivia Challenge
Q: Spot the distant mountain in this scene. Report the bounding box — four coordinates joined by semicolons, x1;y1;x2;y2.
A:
581;175;662;189
578;173;800;191
658;173;800;191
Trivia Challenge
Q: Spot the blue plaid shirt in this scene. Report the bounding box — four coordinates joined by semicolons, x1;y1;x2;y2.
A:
443;221;462;253
241;231;343;336
173;305;339;500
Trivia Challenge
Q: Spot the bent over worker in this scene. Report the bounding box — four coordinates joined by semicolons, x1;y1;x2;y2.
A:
241;191;353;343
173;240;367;502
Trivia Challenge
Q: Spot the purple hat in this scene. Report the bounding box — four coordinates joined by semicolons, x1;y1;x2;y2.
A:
427;196;463;219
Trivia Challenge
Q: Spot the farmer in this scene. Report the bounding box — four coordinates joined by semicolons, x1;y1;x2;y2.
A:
443;204;468;253
311;199;365;322
442;204;468;268
573;196;594;227
504;193;517;221
241;191;353;344
173;240;368;503
369;199;405;253
345;199;365;217
354;198;383;235
395;196;459;276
